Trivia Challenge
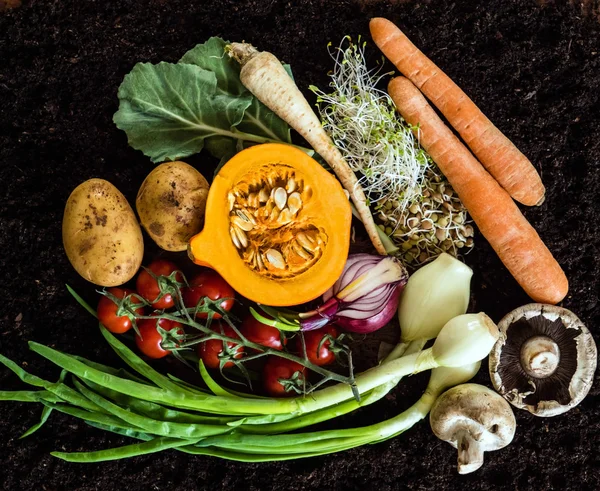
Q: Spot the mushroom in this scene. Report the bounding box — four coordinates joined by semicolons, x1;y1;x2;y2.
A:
489;303;597;417
430;383;516;474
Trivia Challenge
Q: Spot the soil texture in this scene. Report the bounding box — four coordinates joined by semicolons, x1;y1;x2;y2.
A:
1;0;599;490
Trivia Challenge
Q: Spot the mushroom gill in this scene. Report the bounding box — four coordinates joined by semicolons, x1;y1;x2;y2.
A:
489;303;597;417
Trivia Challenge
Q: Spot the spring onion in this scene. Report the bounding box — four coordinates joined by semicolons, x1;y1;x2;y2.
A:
385;253;472;361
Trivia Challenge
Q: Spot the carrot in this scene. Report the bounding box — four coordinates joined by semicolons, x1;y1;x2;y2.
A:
227;42;386;255
388;76;567;304
370;17;545;207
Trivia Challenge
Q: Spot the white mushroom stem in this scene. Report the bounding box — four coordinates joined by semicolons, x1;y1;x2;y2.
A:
456;429;485;474
520;335;560;378
430;383;516;474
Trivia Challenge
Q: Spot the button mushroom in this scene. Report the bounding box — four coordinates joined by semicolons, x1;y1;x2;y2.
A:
489;303;597;417
430;383;516;474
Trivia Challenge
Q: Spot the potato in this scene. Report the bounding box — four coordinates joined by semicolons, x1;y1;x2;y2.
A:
62;178;144;287
136;161;209;251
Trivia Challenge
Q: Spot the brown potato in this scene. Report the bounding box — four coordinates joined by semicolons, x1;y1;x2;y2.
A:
136;161;209;251
62;179;144;287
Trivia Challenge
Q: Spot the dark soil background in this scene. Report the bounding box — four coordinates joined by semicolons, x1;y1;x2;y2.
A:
1;0;600;489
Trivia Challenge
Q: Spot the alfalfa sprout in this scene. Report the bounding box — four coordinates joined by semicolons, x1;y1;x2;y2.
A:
311;37;474;266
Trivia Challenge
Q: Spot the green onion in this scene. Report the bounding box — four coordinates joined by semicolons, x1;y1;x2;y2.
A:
1;281;498;461
187;362;481;456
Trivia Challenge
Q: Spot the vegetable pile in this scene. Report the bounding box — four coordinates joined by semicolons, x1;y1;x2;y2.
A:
1;16;596;475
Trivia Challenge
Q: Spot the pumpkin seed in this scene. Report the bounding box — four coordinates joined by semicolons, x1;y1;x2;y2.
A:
286;177;297;194
236;209;256;225
278;208;293;225
258;187;270;203
231;216;254;232
296;231;316;251
274;187;287;210
245;192;257;208
234;226;248;248
230;226;242;249
265;249;285;270
287;192;302;214
228;192;235;212
292;241;312;260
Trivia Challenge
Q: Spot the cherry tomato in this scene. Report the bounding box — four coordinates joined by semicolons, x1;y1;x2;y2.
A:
240;314;286;351
182;270;235;319
135;314;183;359
262;356;307;397
198;322;244;369
136;260;183;310
97;288;145;334
298;326;338;366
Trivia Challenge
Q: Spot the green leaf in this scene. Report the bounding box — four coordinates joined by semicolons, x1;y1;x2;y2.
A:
235;99;291;144
179;37;246;96
180;37;292;144
113;62;252;163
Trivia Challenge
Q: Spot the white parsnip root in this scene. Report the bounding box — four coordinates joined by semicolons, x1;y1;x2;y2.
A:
227;42;387;255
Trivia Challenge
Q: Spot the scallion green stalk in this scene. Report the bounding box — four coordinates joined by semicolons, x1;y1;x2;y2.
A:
194;361;481;453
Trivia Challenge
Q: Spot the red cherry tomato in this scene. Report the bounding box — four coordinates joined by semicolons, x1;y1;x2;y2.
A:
182;270;235;319
136;260;183;310
97;288;145;334
135;314;183;359
298;326;338;366
198;322;244;369
262;356;307;397
240;314;286;351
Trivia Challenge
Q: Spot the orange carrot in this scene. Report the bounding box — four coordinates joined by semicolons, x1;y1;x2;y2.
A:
370;17;545;207
388;76;567;304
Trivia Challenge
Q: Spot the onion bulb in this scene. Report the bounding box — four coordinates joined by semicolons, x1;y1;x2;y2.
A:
302;254;408;333
398;253;472;342
431;313;499;367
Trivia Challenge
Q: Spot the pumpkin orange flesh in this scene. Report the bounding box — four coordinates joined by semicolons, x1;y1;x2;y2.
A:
188;143;352;307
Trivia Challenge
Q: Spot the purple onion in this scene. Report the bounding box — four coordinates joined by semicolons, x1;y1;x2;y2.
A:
299;254;408;334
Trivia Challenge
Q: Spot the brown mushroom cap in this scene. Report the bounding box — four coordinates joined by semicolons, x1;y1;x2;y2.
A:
489;303;597;417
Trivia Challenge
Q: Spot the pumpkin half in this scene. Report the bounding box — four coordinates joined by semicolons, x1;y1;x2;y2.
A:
188;143;352;306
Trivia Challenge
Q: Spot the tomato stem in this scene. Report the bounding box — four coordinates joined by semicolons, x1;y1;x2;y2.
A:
74;272;359;398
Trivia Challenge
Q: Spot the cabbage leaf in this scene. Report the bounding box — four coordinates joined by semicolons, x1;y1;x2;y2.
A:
114;37;294;164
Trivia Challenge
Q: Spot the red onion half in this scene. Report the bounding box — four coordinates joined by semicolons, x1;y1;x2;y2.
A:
299;254;408;333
